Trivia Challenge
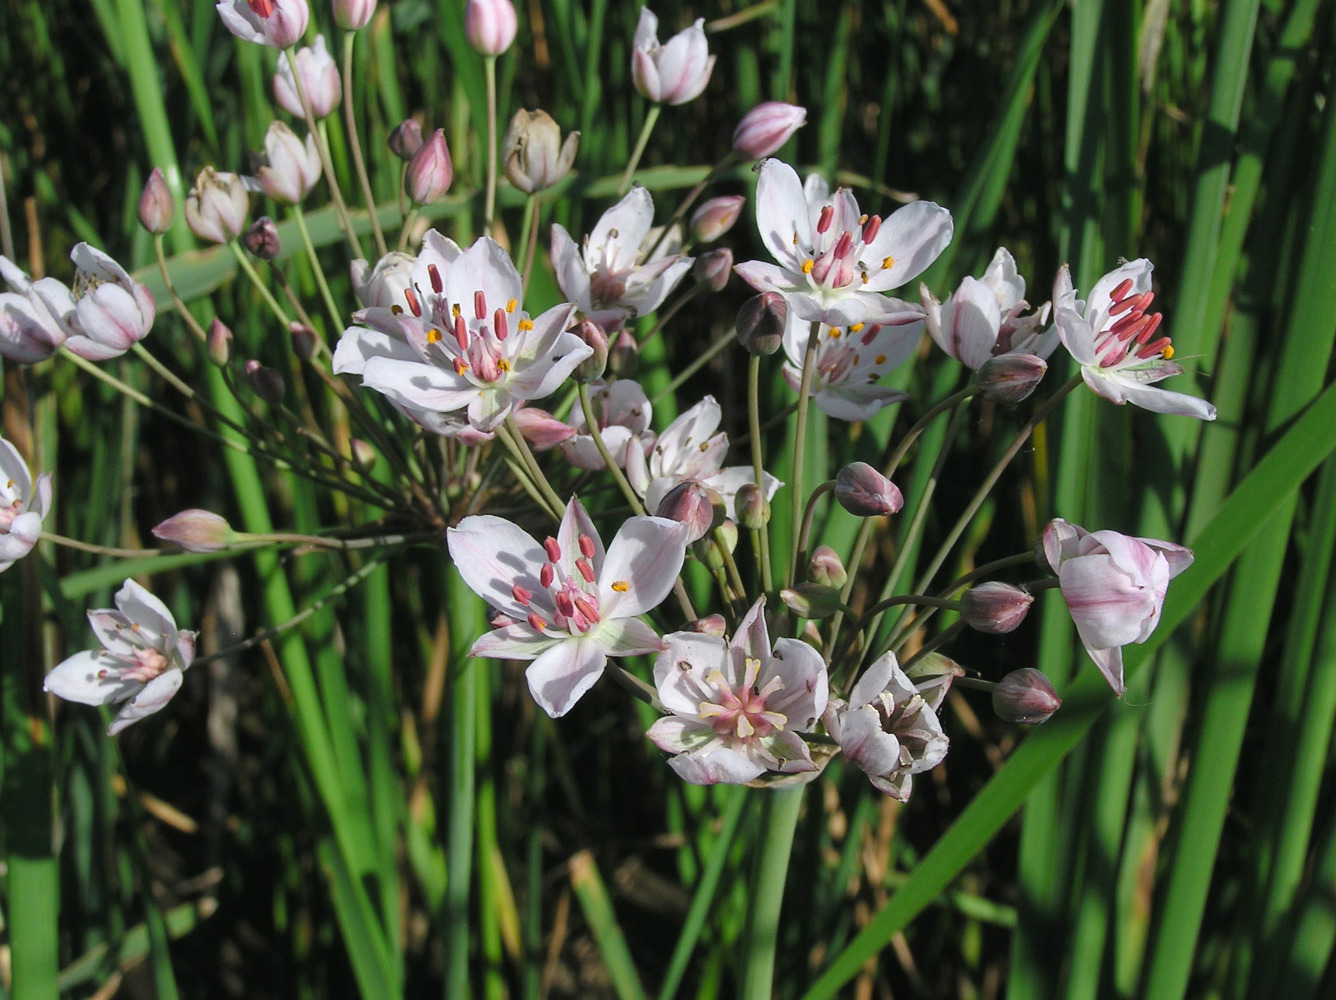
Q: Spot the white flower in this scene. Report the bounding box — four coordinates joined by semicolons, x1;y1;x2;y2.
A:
0;436;52;572
647;598;828;784
43;579;197;735
447;498;691;717
0;257;66;363
560;379;655;471
631;7;715;106
734;160;953;327
1053;259;1216;420
922;247;1056;369
215;0;310;49
552;186;693;332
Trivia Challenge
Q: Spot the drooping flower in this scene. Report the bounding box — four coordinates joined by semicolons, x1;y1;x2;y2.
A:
551;186;693;332
255;122;322;204
560;379;655;471
647;598;828;784
43;579;197;735
631;7;715;106
921;247;1055;369
1043;518;1194;696
447;498;691;717
731;102;807;160
273;35;341;119
0;435;52;572
624;396;781;520
1053;259;1217;420
334;234;588;434
780;304;923;420
216;0;310;49
0;258;65;363
503;110;579;194
14;244;157;362
734;160;953;327
823;650;948;800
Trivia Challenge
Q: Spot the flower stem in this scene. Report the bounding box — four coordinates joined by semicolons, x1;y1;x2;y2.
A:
787;321;821;588
290;203;344;333
577;383;646;515
742;785;804;1000
794;480;834;585
483;54;500;228
619;104;661;195
645;151;740;260
42;532;158;558
152;234;209;341
748;355;774;593
227;241;291;329
342;29;388;258
498;416;565;519
521;193;542;295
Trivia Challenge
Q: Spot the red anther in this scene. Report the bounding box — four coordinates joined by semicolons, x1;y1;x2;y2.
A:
453;357;469;375
248;0;276;16
540;563;555;588
454;314;469;350
403;286;422;317
1133;290;1155;313
527;612;548;631
1137;336;1172;359
555;591;575;617
1109;277;1134;302
493;308;509;342
1109;311;1146;338
578;534;595;558
575;557;595;583
1136;312;1163;343
861;325;881;346
543;536;561;562
1108;293;1139;317
428;263;443;294
830;230;855;258
474;290;487;320
574;596;600;623
512;584;533;604
862;214;882;244
816;205;835;235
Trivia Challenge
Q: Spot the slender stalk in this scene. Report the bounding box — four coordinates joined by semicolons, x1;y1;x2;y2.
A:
794;481;835;583
787;321;821;587
498;417;565;519
577;383;646;514
228;241;291;329
620;104;662;195
483;54;500;228
152;235;210;341
290;203;345;332
342;30;388;257
522;194;543;294
748;355;774;592
742;786;803;1000
647;310;732;405
43;533;158;558
644;152;740;260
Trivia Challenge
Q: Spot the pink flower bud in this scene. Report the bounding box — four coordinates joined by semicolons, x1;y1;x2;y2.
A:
732;102;807;160
736;291;786;355
274;35;341;119
503;109;579;193
185;167;249;244
290;321;319;359
692;248;733;293
631;9;715;105
388;119;424;161
689;195;745;242
153;509;234;552
215;0;310;49
208;318;233;366
512;407;576;450
976;353;1048;403
993;668;1062;725
835;462;903;517
570;318;609;382
808;545;847;588
780;582;844;620
243;216;282;260
349;439;378;472
138;168;175;234
684;614;727;637
257;122;322;204
656;480;721;543
734;482;769;530
960;582;1033;634
406;129;453;205
465;0;517;55
332;0;376;31
244;359;285;403
904;653;963;713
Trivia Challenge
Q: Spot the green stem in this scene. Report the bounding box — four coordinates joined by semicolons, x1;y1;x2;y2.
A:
290;203;345;333
227;240;291;329
795;480;835;585
499;416;566;519
748;355;774;592
620;104;662;195
787;321;821;588
742;786;804;1000
521;193;542;295
577;383;646;514
484;54;500;228
152;234;209;341
342;30;388;257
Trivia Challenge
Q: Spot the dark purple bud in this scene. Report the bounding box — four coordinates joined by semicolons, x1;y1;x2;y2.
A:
244;359;285;403
243;216;282;260
977;353;1048;403
570;318;609;383
960;582;1033;634
808;545;847;588
731;102;807;160
290;321;319;360
692;248;733;293
993;668;1062;725
388;119;424;161
736;291;787;355
656;480;721;543
834;462;903;517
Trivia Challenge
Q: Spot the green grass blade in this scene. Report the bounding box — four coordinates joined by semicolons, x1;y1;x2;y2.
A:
570;850;650;1000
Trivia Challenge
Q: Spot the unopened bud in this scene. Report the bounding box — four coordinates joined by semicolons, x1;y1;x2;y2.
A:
780;582;844;620
732;102;807;160
734;482;769;530
503;109;579;193
977;353;1048;403
736;291;786;355
692;248;733;293
152;509;234;552
512;407;575;450
290;321;319;360
138;167;175;234
406;129;453;205
689;195;745;243
695;518;738;570
208;317;233;366
570;318;609;382
244;359;285;403
333;0;377;31
656;480;721;543
808;545;847;588
607;329;639;379
274;36;340;119
835;462;903;517
960;582;1033;634
904;652;964;712
349;439;378;472
684;614;727;637
185;166;249;244
243;216;282;260
465;0;518;56
993;668;1062;725
388;119;424;161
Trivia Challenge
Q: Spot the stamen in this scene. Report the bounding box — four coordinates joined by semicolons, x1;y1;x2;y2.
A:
493;308;509;342
579;534;596;559
801;259;815;274
862;214;882;243
390;304;403;315
874;354;886;365
543;537;561;562
527;612;548;631
816;205;835;235
474;290;487;320
453;358;469;375
1109;277;1134;302
427;328;442;344
611;580;630;592
518;318;534;332
829;328;842;339
506;298;517;313
428;263;443;294
1108;294;1139;317
540;564;555;588
1137;336;1173;359
512;584;533;604
403;287;422;318
849;322;865;333
881;256;895;270
573;596;600;623
454;315;469;351
576;558;595;583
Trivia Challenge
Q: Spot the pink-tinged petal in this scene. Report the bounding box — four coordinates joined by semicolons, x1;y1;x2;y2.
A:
333;322;420;374
633;6;658;47
44;650;142;706
733;259;797;296
63;335;129;362
754;159;811;270
1058;551;1166;649
1055;304;1099;365
934;277;1003;369
787;292;875;328
768;637;828;729
617;256;693;317
594;617;665;658
590;188;655;272
74;284;144;351
812;383;909;422
849;650;899;708
862;201;953;290
447;516;548;616
0;511;43;562
1102;376;1219;420
525;638;608;717
29;277;79;337
0;437;33;494
632;47;661;101
1052;264;1079;313
653;632;730;715
1138;537;1194;578
652;396;722;475
107;668;184;735
557;498;605;578
1042;518;1082;572
668;744;766;785
834;704;902;774
470;623;560;660
1082;643;1126;697
1087;259;1152;316
443;236;522;312
598;515;690;618
729;598;772;672
646;715;713;755
700;467;783;516
116;578;178;641
550;224;590;304
360;356;479;413
503;325;590;401
0;293;64;363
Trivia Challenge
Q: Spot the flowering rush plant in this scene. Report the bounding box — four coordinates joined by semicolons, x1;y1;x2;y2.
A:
6;1;1264;996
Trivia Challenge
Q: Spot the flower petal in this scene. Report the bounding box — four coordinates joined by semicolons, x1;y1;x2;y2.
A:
525;638;608;717
447;515;548;617
108;668;184;735
44;650;142;706
598;515;690;618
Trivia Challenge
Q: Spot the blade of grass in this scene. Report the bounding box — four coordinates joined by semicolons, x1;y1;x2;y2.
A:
570;850;650;1000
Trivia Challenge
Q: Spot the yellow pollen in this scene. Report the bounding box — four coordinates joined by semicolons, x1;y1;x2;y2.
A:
1163;345;1175;359
860;273;869;285
850;322;864;333
130;623;141;632
498;359;511;372
611;581;630;592
451;303;462;318
506;298;517;313
518;318;534;331
881;256;895;270
801;259;815;274
858;214;869;225
427;328;443;343
875;354;886;365
792;232;799;246
829;328;842;339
